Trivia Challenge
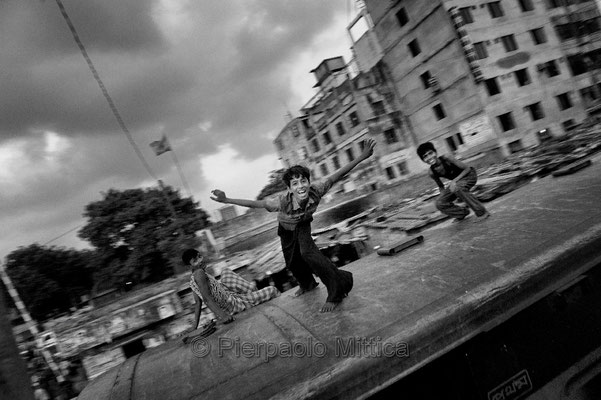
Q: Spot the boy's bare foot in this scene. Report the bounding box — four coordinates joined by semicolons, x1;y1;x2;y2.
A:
294;281;319;297
320;301;340;313
474;211;491;223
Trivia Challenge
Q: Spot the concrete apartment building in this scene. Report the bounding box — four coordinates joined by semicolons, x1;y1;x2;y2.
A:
361;0;601;160
274;56;419;194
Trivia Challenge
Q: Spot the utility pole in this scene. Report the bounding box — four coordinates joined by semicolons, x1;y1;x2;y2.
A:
0;264;65;399
0;280;34;400
157;180;190;274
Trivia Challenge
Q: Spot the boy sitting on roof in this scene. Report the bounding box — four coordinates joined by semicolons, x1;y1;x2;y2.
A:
210;138;376;313
182;249;279;327
416;141;490;223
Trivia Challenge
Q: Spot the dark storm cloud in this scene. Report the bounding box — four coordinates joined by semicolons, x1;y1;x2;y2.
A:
0;0;164;56
230;1;343;81
1;0;345;155
0;0;352;255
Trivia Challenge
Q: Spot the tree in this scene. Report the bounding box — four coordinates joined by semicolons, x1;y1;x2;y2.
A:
4;244;94;321
256;169;287;200
78;184;210;291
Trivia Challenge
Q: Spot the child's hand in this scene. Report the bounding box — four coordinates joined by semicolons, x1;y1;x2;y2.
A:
361;138;376;160
449;181;457;193
210;189;227;203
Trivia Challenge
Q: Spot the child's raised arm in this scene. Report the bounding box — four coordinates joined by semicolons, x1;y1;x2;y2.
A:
328;138;376;185
210;189;270;209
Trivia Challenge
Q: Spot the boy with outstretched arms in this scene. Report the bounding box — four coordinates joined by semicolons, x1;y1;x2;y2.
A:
416;141;490;222
211;138;376;312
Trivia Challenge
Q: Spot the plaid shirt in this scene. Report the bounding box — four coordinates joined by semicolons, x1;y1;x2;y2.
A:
265;179;333;231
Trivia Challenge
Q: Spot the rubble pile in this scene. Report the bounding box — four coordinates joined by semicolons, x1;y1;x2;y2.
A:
473;127;600;202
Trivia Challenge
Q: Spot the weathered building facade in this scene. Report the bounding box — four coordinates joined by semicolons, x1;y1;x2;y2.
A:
274;56;418;193
362;0;601;158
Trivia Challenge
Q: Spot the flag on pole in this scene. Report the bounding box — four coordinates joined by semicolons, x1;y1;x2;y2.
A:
150;135;172;156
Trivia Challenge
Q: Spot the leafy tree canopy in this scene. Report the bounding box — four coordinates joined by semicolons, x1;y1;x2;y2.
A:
2;184;211;321
78;185;210;291
4;244;94;321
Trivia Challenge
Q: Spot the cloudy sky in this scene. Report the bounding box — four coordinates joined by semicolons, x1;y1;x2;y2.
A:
0;0;360;258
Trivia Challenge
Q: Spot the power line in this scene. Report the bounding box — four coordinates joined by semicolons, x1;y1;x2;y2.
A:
42;224;82;246
54;0;158;181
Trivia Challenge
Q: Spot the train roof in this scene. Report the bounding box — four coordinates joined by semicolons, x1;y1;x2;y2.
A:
79;157;601;400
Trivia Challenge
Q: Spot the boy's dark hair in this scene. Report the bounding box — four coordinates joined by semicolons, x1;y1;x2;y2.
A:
416;142;437;160
282;165;311;187
182;249;200;265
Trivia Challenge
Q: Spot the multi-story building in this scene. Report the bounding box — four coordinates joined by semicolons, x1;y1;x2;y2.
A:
360;0;601;159
274;56;418;194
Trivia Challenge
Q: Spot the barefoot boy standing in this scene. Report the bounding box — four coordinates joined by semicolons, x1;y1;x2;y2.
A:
211;138;376;312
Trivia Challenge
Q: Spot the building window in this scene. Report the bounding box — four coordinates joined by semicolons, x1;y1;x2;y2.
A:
322;131;332;145
384;128;399;144
501;34;518;52
556;93;573;110
408;39;421;57
518;0;535;12
320;163;329;176
473;42;488;59
332;155;340;170
485;77;501;95
311;138;320;152
348;111;360;127
514;68;531;86
586;18;601;35
291;125;300;137
487;2;505;18
458;7;474;24
371;100;386;116
446;133;464;152
420;71;432;89
567;54;589;76
525;102;545;121
336;122;346;136
446;137;457;152
508;139;524;153
580;85;600;102
275;138;284;151
396;7;409;27
530;27;547;44
385;167;396;180
554;24;572;41
543;60;560;77
397;161;409;176
497;112;516;131
433;104;446;120
346;148;355;162
552;18;601;41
